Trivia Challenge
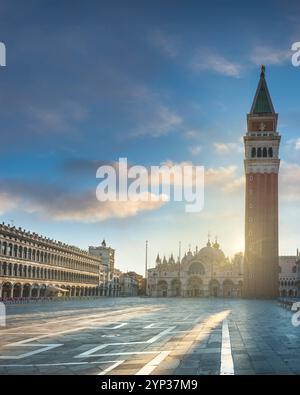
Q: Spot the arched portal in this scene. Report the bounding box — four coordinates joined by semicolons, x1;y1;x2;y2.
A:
40;284;47;297
13;283;22;298
223;280;235;297
187;276;203;297
23;283;31;298
1;282;12;298
157;280;168;297
171;279;181;296
31;284;40;298
209;279;220;297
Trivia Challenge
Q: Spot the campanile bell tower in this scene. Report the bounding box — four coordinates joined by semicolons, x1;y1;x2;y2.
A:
244;65;280;298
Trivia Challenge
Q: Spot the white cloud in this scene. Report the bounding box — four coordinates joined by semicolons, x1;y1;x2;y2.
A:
214;142;243;154
285;138;300;151
26;101;88;134
0;186;166;223
45;192;166;222
250;46;292;65
205;165;237;185
192;53;241;77
132;106;183;137
189;145;202;155
280;162;300;201
0;192;19;214
184;129;201;139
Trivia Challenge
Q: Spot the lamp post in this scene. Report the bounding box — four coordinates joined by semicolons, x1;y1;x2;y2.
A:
178;241;181;296
145;240;148;296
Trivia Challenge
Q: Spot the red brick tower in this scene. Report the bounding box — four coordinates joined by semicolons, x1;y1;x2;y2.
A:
244;65;281;298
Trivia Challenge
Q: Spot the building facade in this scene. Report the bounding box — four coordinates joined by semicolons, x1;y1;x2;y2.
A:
244;65;281;298
279;252;300;297
120;273;139;297
126;271;145;295
147;240;243;297
88;240;120;296
0;223;103;299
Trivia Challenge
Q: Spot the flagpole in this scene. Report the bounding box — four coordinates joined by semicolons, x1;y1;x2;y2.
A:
145;240;148;296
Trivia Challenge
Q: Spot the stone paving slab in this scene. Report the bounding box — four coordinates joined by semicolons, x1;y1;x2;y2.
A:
0;298;299;375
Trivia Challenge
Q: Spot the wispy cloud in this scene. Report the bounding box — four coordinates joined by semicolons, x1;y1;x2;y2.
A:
0;180;165;223
189;145;202;155
192;52;242;77
149;29;180;57
0;192;20;215
184;129;201;140
250;45;292;65
280;162;300;201
26;101;88;134
131;105;183;137
213;142;243;154
205;165;244;192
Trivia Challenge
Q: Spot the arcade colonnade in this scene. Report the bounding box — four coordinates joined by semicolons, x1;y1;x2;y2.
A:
0;224;120;299
148;276;243;298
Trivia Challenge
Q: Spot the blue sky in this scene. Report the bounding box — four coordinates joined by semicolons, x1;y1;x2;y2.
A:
0;0;300;274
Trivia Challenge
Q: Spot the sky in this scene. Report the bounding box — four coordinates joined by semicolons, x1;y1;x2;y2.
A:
0;0;300;275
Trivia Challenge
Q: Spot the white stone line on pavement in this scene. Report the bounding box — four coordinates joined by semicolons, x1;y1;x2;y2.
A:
110;323;127;329
0;360;120;367
74;342;145;357
7;326;89;346
135;351;170;375
2;307;154;334
144;323;155;328
146;326;176;343
74;326;176;358
0;343;63;360
80;351;169;357
220;319;234;375
183;313;193;321
98;360;125;375
1;310;123;330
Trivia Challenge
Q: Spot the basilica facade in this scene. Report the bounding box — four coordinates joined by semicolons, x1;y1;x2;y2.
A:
147;239;243;298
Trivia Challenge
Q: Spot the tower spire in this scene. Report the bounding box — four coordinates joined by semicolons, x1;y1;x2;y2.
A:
250;65;275;114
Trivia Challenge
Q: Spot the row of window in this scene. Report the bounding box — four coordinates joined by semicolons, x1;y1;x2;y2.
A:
251;147;273;158
0;240;99;273
0;261;98;284
280;280;297;287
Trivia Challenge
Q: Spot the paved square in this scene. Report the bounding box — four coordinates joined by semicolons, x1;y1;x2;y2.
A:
0;298;299;375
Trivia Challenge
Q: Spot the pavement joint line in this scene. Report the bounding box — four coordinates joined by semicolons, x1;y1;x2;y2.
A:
105;323;127;329
135;351;171;375
0;360;121;367
2;314;157;347
98;360;125;375
0;343;63;360
79;351;170;357
144;323;155;328
220;319;234;375
2;307;158;333
74;326;176;358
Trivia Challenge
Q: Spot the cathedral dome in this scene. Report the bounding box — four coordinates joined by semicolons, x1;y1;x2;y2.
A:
197;244;225;265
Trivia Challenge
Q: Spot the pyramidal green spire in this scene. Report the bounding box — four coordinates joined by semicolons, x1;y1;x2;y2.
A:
250;65;275;114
